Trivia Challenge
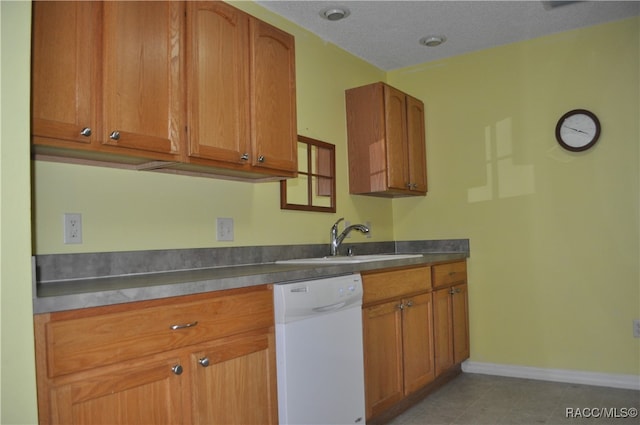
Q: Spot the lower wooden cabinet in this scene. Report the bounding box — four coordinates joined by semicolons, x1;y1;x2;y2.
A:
47;356;185;424
34;286;278;425
362;260;469;423
361;266;435;420
189;330;277;425
433;262;470;376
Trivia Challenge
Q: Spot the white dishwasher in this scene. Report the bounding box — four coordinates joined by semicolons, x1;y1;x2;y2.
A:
273;273;366;425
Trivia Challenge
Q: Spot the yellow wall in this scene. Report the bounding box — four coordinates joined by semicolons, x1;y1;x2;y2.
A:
1;2;38;423
388;17;640;375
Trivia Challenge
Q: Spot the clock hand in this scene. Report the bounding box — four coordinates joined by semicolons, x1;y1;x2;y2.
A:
565;126;589;135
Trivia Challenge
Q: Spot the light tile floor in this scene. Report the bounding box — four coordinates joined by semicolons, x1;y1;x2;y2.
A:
388;373;640;425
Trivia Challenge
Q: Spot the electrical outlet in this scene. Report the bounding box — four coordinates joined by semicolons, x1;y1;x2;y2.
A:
365;221;372;238
634;319;640;338
64;213;82;244
216;217;234;241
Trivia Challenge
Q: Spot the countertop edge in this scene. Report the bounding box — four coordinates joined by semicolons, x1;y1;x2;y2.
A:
34;252;468;314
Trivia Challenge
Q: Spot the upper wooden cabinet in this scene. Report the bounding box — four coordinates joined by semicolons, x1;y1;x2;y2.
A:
249;19;297;175
186;2;250;167
31;1;98;148
31;0;297;181
183;1;297;178
345;82;427;197
31;1;183;162
101;2;184;157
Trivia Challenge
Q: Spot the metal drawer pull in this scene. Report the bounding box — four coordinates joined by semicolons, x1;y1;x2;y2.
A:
199;357;210;368
172;364;183;375
170;321;198;330
258;155;265;163
241;153;249;160
109;130;120;140
80;127;92;137
406;300;414;307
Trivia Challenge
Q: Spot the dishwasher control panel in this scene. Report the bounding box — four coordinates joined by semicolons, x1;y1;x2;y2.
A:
273;273;363;324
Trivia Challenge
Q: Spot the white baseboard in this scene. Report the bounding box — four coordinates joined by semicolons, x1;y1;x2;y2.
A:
461;360;640;391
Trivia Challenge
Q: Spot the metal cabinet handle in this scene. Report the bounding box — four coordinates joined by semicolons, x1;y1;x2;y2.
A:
198;357;210;368
258;155;265;163
170;321;198;330
241;153;249;161
406;300;414;308
397;303;405;310
80;127;92;137
449;288;456;295
172;364;183;375
109;131;120;140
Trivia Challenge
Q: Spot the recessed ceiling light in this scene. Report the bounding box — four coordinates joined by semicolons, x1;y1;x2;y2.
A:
320;7;350;21
419;35;447;47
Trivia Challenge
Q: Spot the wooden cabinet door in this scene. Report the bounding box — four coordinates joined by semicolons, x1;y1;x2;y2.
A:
190;330;278;425
49;356;184;425
249;19;297;173
402;293;435;394
433;287;454;376
101;1;183;157
383;84;409;191
186;1;250;165
452;283;470;364
362;300;404;420
31;1;98;146
406;94;428;193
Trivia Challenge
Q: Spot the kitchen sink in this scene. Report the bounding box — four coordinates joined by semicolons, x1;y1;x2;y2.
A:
275;254;423;265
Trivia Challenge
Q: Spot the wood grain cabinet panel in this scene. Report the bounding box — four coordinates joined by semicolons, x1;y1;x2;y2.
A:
249;19;298;174
190;330;278;425
433;261;470;376
362;299;405;419
34;286;277;425
31;1;98;147
49;356;184;425
186;1;250;165
362;266;435;420
101;1;184;156
31;1;183;162
345;82;427;197
180;1;297;178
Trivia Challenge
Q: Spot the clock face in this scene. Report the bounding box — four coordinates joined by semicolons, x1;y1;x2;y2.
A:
555;109;601;152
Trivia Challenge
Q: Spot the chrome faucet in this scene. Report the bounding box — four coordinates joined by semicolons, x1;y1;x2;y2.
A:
330;218;369;256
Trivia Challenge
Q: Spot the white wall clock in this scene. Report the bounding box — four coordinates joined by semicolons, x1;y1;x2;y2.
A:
555;109;601;152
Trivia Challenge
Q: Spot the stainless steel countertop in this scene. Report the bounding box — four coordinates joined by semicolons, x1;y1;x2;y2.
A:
34;253;467;314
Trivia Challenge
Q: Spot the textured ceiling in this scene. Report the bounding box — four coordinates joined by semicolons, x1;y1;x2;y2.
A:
256;1;640;70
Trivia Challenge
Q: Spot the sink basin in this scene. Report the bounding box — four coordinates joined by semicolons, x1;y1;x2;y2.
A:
276;254;423;265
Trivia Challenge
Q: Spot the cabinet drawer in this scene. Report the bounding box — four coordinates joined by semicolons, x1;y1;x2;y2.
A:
41;286;274;378
432;261;467;289
363;266;431;305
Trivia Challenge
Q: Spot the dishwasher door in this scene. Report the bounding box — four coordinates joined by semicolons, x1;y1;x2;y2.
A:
274;274;366;425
